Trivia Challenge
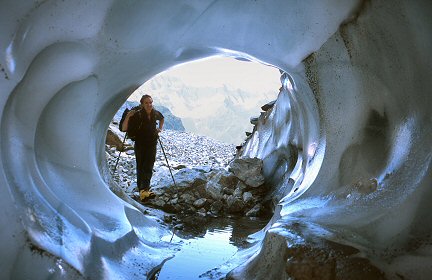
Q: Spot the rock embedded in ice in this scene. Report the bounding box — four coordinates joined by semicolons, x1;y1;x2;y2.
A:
261;100;276;111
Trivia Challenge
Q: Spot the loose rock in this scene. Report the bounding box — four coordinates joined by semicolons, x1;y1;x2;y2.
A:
106;128;272;219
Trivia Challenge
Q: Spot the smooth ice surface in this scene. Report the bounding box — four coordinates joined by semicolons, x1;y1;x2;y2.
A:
1;0;431;279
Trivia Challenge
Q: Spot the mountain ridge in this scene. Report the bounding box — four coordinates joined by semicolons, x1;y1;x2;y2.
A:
130;75;278;144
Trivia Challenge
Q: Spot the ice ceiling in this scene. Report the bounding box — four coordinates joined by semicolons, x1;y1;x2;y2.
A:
1;0;431;279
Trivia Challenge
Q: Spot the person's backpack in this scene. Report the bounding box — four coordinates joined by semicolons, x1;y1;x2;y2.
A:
119;106;141;141
119;108;130;132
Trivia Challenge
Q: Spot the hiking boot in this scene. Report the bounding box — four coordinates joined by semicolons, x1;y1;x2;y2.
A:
139;190;155;201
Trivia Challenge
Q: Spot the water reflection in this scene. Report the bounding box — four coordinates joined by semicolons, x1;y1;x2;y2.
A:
157;217;268;279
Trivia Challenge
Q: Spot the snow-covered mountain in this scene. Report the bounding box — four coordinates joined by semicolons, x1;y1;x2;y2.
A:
129;75;278;144
114;100;185;132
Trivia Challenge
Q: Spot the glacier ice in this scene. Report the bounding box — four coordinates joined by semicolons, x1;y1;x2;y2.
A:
1;0;431;279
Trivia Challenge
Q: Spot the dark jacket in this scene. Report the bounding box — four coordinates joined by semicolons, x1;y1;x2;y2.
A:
127;109;164;144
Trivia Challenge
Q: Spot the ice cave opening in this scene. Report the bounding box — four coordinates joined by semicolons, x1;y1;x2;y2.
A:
1;1;432;279
104;57;284;279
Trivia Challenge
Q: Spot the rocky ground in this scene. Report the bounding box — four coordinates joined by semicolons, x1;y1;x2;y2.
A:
106;129;386;279
106;129;238;192
106;128;273;228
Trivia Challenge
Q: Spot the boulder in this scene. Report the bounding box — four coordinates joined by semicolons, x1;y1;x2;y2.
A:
222;187;234;195
105;129;133;151
141;160;272;218
205;170;230;200
210;200;224;214
226;195;245;213
229;157;265;188
105;129;124;150
233;181;248;198
180;193;195;204
243;192;254;204
193;198;207;208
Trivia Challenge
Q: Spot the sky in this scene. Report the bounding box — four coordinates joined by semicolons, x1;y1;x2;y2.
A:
161;56;281;93
134;56;282;143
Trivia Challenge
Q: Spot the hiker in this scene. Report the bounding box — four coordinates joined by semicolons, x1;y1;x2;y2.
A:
121;94;164;201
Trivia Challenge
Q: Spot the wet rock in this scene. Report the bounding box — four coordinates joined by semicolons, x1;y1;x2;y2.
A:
197;208;207;217
226;196;245;213
210;200;224;214
245;204;262;217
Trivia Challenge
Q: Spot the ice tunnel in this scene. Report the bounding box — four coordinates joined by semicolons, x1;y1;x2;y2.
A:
1;0;431;279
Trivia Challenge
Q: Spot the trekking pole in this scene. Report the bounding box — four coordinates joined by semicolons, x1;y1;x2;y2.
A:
158;136;176;187
112;133;128;173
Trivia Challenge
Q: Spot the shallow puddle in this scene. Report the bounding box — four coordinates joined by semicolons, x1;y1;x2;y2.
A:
156;216;269;279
